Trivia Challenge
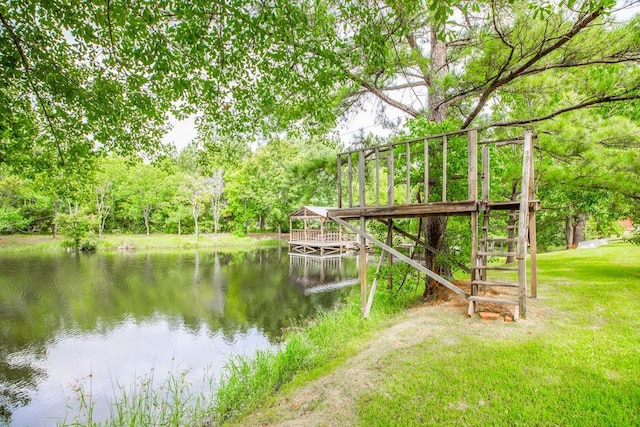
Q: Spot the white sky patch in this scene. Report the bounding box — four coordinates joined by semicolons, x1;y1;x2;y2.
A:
163;114;199;151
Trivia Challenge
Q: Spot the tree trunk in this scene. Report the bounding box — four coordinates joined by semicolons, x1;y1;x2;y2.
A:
52;201;58;239
565;214;574;249
144;211;150;236
428;28;448;123
421;27;450;298
573;212;586;245
422;216;451;298
178;218;181;236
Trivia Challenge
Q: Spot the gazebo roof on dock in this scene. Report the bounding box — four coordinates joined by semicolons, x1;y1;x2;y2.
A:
288;206;334;219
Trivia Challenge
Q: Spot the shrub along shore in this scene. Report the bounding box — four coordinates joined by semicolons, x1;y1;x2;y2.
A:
61;242;639;426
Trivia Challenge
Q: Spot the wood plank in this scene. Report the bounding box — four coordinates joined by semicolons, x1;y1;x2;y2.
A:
517;130;533;316
330;216;469;298
528;134;537;299
329;200;478;219
479;237;518;243
530;204;538;299
471;280;518;287
347;154;353;208
424;139;429;202
337;155;342;209
406;142;411;204
359;217;367;314
358;150;366;208
468;129;478;201
337;127;481;157
386;219;393;289
375;148;380;206
378;219;471;274
478;251;517;257
442;136;448;202
482;144;489;203
364;248;385;318
387;150;394;207
473;265;518;271
468;295;519;305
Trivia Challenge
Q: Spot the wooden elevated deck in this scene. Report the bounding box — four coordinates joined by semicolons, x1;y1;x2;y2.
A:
328;200;539;220
325;127;538;319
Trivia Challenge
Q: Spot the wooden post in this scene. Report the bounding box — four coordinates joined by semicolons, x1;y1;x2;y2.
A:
364;250;385;318
375;148;380;206
482;144;490;203
468;130;478;202
347;154;353;208
442;136;448;202
387;148;394;206
480;142;490;282
304;218;308;242
517;130;533;317
337;155;342;209
529;210;538;299
424;138;429;203
468;130;479;298
470;211;479;299
360;217;367;315
386;219;393;289
528;135;537;299
406;142;411;204
358;150;366;207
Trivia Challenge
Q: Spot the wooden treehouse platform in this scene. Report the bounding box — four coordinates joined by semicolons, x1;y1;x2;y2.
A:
288;206;358;256
320;128;539;320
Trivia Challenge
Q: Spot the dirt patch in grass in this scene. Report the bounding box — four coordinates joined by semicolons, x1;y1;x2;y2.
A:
232;291;546;427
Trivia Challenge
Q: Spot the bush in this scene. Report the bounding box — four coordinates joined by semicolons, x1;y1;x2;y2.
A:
55;212;97;251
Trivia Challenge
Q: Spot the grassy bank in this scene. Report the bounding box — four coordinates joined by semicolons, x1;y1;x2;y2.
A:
0;233;283;253
355;243;640;426
227;242;639;426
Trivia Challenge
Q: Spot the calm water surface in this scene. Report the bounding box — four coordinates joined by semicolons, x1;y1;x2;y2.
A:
0;247;357;426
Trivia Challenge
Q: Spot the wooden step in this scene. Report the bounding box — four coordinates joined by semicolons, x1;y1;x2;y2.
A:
471;280;518;288
468;295;519;305
468;295;520;320
477;251;517;257
482;225;516;230
479;237;517;243
473;265;518;271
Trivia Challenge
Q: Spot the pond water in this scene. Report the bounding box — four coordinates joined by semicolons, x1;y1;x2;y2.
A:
0;247;358;426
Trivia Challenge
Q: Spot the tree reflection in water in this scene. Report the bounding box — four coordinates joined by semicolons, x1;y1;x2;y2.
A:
0;247;357;426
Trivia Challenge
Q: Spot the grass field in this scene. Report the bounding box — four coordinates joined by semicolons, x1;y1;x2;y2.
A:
355;243;640;426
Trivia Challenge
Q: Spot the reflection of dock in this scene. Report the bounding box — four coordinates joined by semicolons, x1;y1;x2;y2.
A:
288;206;358;255
288;253;358;295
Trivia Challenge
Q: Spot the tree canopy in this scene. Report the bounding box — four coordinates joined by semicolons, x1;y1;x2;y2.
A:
1;0;639;248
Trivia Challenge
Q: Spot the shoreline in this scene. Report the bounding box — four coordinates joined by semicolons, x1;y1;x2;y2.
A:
0;233;287;253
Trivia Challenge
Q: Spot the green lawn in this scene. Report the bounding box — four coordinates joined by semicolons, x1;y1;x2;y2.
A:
357;243;640;426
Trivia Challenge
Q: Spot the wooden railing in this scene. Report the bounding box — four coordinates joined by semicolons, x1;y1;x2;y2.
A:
336;129;479;208
289;229;355;242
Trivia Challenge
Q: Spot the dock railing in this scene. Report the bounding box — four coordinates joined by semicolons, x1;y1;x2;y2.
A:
289;229;356;243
